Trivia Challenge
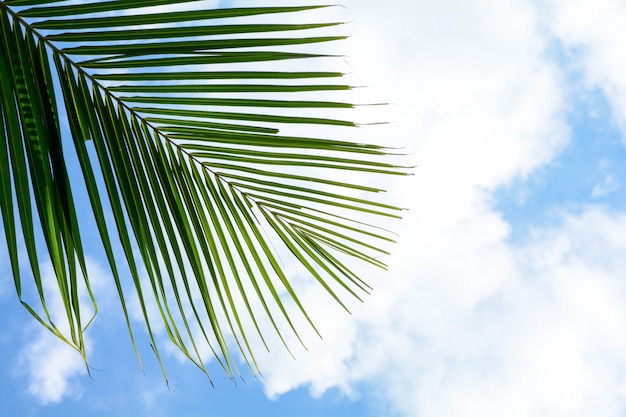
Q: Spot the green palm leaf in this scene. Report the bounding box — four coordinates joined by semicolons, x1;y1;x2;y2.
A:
0;0;405;383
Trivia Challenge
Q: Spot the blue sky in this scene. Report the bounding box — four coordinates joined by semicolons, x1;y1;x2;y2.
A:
3;0;626;416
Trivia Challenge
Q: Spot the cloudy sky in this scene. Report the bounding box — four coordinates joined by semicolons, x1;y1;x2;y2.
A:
3;0;626;416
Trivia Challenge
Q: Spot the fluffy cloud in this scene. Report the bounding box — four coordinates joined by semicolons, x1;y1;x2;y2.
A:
592;159;620;197
375;208;626;417
258;206;626;416
546;0;626;134
17;258;111;404
246;1;626;416
20;332;87;405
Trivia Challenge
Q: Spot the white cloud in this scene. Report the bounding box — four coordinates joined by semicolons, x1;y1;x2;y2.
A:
546;0;626;136
20;331;87;405
17;257;111;405
592;175;619;198
591;159;620;198
591;174;620;198
238;1;626;416
257;208;626;417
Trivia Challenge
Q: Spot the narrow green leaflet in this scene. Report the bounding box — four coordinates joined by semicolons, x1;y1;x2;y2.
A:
0;0;406;382
94;71;345;81
31;6;333;30
48;23;343;43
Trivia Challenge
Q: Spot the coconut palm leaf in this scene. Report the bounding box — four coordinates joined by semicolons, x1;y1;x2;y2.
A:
0;0;405;383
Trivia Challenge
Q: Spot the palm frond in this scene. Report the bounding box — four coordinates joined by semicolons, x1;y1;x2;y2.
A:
0;0;405;383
